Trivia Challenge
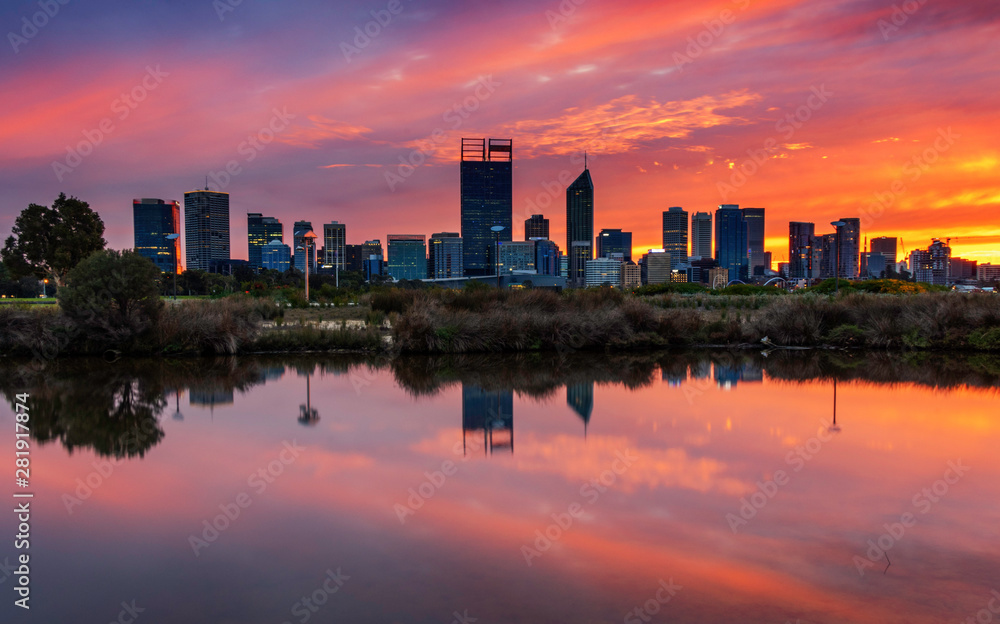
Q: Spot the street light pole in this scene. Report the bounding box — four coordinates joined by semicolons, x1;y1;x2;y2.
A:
296;230;318;303
491;225;506;289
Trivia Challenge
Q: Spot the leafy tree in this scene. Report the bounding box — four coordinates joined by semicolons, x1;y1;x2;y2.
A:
1;193;106;286
57;249;163;344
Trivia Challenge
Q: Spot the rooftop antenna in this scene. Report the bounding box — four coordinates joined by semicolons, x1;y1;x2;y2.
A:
205;175;209;191
584;151;588;170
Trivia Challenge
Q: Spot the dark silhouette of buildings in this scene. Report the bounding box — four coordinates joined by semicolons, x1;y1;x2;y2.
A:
662;206;688;269
133;198;181;273
184;189;230;271
462;386;513;456
460;138;512;276
715;204;748;282
247;213;283;271
567;382;593;436
524;214;549;240
566;166;594;286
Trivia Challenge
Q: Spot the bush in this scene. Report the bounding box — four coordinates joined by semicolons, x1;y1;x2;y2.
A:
57;249;162;346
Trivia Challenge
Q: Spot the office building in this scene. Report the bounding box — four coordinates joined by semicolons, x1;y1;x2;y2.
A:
461;138;513;276
524;214;549;240
789;222;817;279
597;229;632;261
184;189;230;272
345;244;363;273
819;233;838;279
247;213;283;271
428;232;464;278
323;222;346;270
533;239;560;276
362;240;383;281
498;240;536;273
691;212;712;258
860;252;887;279
620;261;641;289
133;198;181;273
566;166;594;285
585;257;622;287
292;221;317;274
261;239;291;272
951;257;977;282
644;249;671;285
387;234;427;281
836;218;861;279
686;256;718;285
662;207;688;269
870;236;898;266
742;207;766;273
715;204;748;282
977;264;1000;284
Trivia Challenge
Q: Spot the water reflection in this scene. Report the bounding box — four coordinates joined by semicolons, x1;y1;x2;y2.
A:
461;386;513;456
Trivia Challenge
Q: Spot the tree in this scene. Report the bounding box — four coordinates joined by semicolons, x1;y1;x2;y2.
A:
57;250;163;345
2;193;106;286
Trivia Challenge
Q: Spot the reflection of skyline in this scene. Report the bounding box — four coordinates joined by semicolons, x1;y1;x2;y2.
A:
188;388;235;408
714;361;764;390
567;382;593;437
462;385;513;456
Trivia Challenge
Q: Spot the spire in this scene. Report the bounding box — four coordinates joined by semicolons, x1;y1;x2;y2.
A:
584;151;587;170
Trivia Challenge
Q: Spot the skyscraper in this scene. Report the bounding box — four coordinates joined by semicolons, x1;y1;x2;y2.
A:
247;213;283;271
662;207;688;269
691;212;712;258
741;207;766;274
323;222;346;270
428;232;463;278
789;222;816;279
714;204;748;282
596;229;632;260
261;239;291;272
870;236;898;266
566;166;594;287
524;214;549;240
184;189;229;271
133;198;181;274
836;217;861;279
292;221;317;273
387;234;426;281
498;240;536;273
533;239;560;276
460;138;512;276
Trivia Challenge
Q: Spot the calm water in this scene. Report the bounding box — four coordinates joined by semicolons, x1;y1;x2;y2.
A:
1;352;999;623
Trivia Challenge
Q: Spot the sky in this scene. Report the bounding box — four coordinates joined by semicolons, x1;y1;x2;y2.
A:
2;0;999;264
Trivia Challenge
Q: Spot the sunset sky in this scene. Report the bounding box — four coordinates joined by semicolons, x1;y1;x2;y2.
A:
2;0;999;264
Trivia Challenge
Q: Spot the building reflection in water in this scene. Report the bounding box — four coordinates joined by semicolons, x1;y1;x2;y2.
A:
714;360;764;390
461;385;513;456
189;387;234;415
566;382;593;437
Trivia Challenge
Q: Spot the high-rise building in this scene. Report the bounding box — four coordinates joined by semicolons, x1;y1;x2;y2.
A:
387;234;426;281
533;239;560;276
742;207;766;273
870;236;898;266
691;212;712;258
428;232;463;278
951;257;977;282
977;264;1000;284
261;239;291;272
247;213;283;271
498;240;536;273
596;229;632;261
323;222;346;270
461;138;512;276
524;214;549;240
860;252;887;279
133;198;181;274
714;204;748;282
345;244;363;273
819;233;838;278
836;218;861;279
569;241;592;287
644;249;671;285
362;239;384;281
566;166;594;286
292;221;317;273
184;189;229;272
662;207;688;269
585;257;622;287
620;261;641;289
789;222;817;279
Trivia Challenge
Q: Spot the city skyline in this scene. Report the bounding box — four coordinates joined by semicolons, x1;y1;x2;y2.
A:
2;1;997;266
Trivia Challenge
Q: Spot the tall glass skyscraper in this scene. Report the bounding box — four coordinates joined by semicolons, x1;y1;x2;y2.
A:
460;138;512;276
133;198;181;273
184;189;229;271
247;213;283;271
566;167;594;286
596;228;632;260
323;222;346;269
428;232;463;278
837;217;861;279
715;204;748;282
789;221;817;279
691;212;712;258
387;234;427;280
662;207;688;269
741;207;766;273
524;214;549;240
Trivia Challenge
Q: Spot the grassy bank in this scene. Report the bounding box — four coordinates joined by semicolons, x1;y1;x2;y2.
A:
383;288;1000;353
